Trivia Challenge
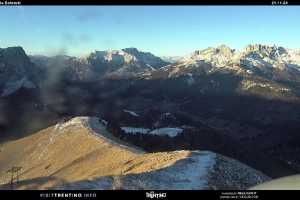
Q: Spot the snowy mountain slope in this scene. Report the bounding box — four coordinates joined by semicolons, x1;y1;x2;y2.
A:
122;48;169;68
30;48;169;81
0;116;269;190
184;45;237;68
146;44;300;99
153;44;300;79
86;48;169;78
27;44;300;84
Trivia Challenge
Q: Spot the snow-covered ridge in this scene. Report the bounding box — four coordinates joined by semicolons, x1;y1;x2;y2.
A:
54;117;86;131
53;116;144;154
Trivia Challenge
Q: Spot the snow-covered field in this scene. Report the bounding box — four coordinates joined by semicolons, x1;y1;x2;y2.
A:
123;109;140;117
121;126;183;138
149;128;183;138
121;127;150;134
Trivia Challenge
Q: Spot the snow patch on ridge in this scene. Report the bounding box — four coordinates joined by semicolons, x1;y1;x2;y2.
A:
54;117;84;131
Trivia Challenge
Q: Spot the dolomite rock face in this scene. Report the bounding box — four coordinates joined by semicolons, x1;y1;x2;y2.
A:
0;47;40;96
86;48;169;78
154;44;300;81
29;47;169;82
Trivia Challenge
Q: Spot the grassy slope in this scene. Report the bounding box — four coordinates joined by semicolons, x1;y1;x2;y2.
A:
0;119;190;189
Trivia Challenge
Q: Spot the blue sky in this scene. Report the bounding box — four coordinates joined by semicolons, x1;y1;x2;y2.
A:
0;6;300;57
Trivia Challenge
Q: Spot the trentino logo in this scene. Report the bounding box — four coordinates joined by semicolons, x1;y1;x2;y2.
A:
146;191;167;199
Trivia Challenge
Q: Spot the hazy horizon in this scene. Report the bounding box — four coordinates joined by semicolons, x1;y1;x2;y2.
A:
1;6;300;57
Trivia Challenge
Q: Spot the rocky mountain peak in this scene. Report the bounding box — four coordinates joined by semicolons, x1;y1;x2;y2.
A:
216;44;235;54
87;48;168;72
243;44;288;59
121;47;139;54
186;45;236;68
0;46;27;56
0;46;40;96
0;46;31;69
122;47;169;68
87;49;138;67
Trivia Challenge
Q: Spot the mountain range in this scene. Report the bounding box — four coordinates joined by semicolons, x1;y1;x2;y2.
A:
0;44;300;189
1;44;300;99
